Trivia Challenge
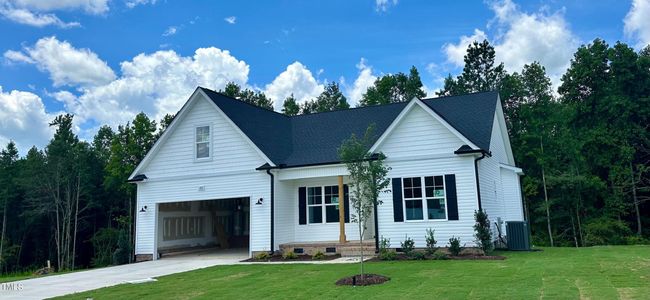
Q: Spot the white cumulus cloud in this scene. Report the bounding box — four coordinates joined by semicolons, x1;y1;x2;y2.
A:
442;0;579;89
443;29;488;67
490;0;579;83
57;47;250;128
344;58;377;105
624;0;650;49
4;36;117;87
0;0;108;27
0;86;57;152
264;61;324;111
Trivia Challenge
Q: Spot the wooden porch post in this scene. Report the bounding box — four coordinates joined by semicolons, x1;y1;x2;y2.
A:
338;175;346;243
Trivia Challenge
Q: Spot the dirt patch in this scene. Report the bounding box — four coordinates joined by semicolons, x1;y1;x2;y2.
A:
336;274;390;286
241;254;341;262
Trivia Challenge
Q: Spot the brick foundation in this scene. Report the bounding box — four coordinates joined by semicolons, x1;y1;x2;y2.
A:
135;254;153;262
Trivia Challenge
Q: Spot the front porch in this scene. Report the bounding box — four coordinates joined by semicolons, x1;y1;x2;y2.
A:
279;240;376;257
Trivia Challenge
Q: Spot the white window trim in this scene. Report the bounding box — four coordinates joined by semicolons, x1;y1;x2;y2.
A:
305;185;342;225
402;175;449;222
194;124;212;161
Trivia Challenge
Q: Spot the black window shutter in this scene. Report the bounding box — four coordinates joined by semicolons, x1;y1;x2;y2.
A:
344;185;350;223
445;174;459;220
392;178;404;222
298;187;307;225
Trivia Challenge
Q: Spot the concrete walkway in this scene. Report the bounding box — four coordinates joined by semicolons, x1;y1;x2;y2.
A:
2;250;371;299
3;249;248;300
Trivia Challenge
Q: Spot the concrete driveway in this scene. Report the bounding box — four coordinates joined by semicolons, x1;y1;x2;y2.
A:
3;249;248;300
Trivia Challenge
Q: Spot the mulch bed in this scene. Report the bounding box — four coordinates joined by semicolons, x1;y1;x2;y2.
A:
367;253;506;262
336;274;390;286
447;255;506;260
242;254;341;262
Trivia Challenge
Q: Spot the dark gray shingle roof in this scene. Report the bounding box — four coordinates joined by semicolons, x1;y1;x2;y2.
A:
200;87;498;168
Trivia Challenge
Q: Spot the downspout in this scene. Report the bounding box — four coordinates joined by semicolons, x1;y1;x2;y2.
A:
474;152;487;211
265;169;275;254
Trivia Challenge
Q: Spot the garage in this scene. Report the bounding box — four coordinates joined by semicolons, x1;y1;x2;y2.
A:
156;197;250;258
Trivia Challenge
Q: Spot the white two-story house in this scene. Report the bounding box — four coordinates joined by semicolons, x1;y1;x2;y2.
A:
128;87;524;261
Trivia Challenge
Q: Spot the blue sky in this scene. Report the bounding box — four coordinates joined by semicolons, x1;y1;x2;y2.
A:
0;0;648;153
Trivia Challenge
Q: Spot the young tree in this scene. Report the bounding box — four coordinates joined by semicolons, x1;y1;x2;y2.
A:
338;124;390;281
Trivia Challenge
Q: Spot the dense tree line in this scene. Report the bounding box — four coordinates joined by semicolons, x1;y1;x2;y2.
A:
0;38;648;274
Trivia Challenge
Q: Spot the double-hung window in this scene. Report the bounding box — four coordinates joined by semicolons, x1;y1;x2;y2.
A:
307;185;341;224
403;177;423;220
307;187;323;223
324;186;340;223
195;125;210;159
403;175;447;221
425;176;446;219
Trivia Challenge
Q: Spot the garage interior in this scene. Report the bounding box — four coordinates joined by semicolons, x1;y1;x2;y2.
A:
157;197;250;258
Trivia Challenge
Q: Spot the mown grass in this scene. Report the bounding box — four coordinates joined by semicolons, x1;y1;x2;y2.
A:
57;246;650;299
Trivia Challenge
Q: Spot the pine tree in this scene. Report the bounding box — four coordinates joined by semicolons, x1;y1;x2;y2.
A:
281;94;300;116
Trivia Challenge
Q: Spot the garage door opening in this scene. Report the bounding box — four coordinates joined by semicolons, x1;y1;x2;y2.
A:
156;197;250;258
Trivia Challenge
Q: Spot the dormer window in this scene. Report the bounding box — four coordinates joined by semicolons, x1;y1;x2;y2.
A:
195;125;211;159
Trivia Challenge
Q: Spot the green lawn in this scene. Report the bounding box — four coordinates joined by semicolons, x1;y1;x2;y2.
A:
58;246;650;300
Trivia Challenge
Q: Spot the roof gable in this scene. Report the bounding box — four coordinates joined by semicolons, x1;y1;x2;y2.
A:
422;91;498;151
136;88;501;172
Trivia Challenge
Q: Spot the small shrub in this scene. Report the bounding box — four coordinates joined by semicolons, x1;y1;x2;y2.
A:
473;210;492;255
379;250;396;261
255;252;271;260
312;251;326;260
409;251;426;260
431;251;448;260
425;228;437;255
401;235;415;255
283;251;298;259
378;236;396;260
448;236;462;256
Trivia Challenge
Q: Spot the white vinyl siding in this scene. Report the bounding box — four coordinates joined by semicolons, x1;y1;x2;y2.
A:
375;103;477;247
135;94;271;258
478;106;524;238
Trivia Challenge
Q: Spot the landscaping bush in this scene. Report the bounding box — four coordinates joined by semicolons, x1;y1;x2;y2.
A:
255;252;271;260
283;251;298;259
431;251;448;260
425;228;437;255
378;236;396;260
448;236;462;256
409;251;426;260
400;235;415;255
584;217;632;246
473;210;492;254
312;251;326;260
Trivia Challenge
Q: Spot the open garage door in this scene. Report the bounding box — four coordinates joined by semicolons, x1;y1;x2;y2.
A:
156;197;250;258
